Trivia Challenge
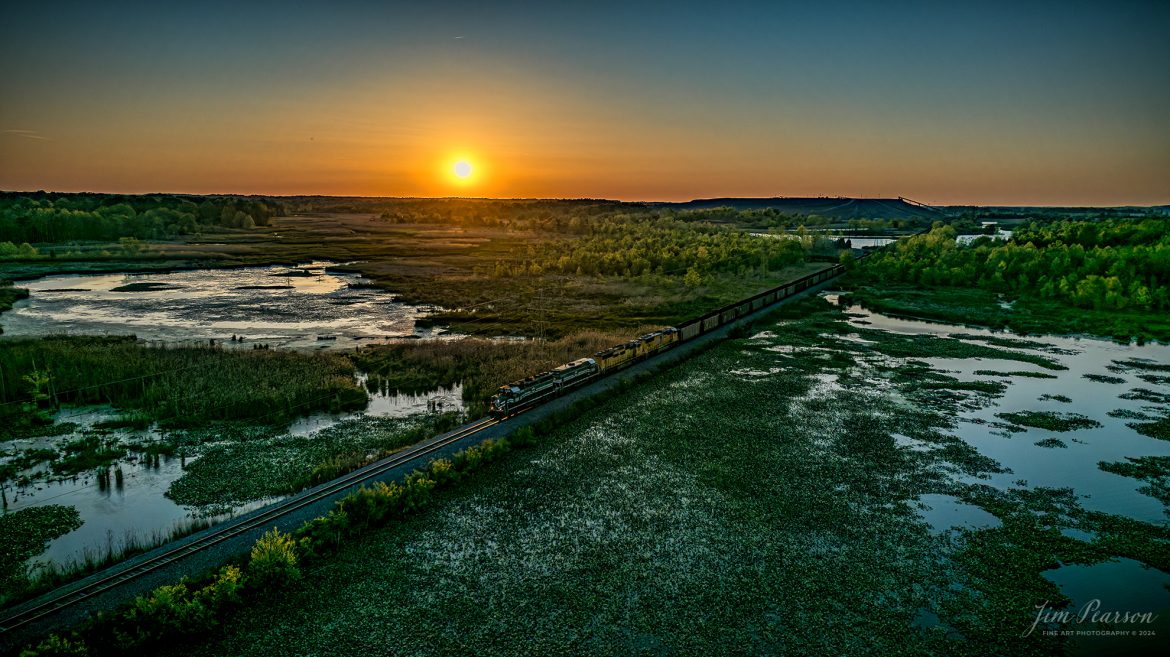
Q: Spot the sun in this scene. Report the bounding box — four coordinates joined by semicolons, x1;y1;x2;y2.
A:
444;154;481;188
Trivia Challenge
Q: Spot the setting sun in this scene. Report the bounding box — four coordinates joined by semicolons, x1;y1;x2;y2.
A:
453;161;472;179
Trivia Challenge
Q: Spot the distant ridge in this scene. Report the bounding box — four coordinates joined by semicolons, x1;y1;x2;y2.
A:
654;196;947;220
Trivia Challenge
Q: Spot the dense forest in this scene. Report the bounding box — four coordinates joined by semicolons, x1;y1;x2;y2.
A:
0;193;286;246
854;219;1170;311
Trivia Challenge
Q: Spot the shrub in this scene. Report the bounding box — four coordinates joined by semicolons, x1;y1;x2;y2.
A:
19;633;88;657
200;564;245;608
293;510;352;560
114;582;210;646
510;426;538;447
429;458;459;485
247;528;301;590
339;481;403;528
452;438;510;473
401;472;436;513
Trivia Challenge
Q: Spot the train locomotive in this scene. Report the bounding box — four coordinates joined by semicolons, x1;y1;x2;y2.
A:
488;263;846;419
488;328;679;418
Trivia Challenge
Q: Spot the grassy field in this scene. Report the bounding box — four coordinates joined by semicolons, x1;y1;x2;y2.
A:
150;297;1167;657
0;336;368;444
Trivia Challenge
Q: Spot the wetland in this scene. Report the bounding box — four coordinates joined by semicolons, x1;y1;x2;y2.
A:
153;294;1170;657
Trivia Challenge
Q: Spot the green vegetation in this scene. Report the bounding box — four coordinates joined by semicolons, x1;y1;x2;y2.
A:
1035;438;1068;448
847;328;1065;370
8;197;1170;655
995;411;1102;432
112;564;245;647
520;213;806;278
0;280;29;313
106;297;1153;656
16;295;1170;657
1110;358;1170;373
52;436;125;476
844;220;1170;341
0;506;82;604
0;336;367;441
247;529;300;591
1107;408;1158;421
5;516;215;616
1038;394;1072;403
165;414;463;514
0;192;284;245
651;204;926;233
1120;388;1170;404
1;194;836;338
950;333;1069;352
860;221;1170;310
974;369;1057;379
21;438;513;656
1084;373;1126;384
1126;416;1170;441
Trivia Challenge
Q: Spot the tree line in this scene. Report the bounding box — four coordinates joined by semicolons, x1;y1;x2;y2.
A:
855;220;1170;311
0;192;286;246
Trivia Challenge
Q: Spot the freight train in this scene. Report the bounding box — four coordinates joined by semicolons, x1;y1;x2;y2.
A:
488;263;846;418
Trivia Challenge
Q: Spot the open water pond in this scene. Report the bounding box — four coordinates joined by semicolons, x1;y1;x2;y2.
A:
0;261;444;349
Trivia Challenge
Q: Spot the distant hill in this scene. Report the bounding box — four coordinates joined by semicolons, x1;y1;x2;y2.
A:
653;197;947;220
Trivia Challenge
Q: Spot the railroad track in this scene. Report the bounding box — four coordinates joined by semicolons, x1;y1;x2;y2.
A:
0;416;499;636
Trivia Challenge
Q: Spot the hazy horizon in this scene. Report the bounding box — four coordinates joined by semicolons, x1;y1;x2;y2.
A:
2;188;1168;209
3;1;1168;206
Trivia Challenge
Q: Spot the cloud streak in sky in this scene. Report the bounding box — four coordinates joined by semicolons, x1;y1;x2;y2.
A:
3;129;51;141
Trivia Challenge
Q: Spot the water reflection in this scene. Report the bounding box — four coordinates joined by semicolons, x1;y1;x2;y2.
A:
4;381;465;569
1;262;444;349
833;297;1170;523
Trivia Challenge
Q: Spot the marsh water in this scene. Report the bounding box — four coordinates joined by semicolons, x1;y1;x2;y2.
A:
0;262;469;569
2;383;465;568
0;261;445;349
836;299;1170;523
829;296;1170;649
3;268;1168;637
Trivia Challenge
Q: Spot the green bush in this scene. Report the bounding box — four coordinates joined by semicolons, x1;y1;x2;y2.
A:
18;633;88;657
429;458;459;485
452;438;510;472
293;510;352;560
401;472;437;513
510;426;538;447
247;528;301;590
110;565;243;648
